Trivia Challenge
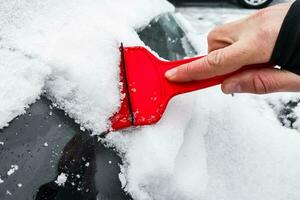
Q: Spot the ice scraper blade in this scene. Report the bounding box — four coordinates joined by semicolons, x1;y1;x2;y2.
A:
109;45;273;132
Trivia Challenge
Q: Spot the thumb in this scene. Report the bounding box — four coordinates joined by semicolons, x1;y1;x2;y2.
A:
165;42;253;82
222;68;300;94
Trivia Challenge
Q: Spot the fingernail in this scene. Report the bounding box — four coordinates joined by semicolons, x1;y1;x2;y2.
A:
165;68;177;80
224;82;241;94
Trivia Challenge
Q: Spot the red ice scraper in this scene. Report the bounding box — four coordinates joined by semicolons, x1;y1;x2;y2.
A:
109;45;272;132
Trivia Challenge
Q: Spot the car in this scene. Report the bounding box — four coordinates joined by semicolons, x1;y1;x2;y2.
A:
0;8;197;200
168;0;273;9
2;1;299;200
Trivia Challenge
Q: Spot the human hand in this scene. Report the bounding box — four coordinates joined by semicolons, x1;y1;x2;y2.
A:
165;3;300;94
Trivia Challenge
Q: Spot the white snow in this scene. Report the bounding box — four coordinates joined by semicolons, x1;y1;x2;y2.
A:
7;165;19;176
0;49;51;129
105;5;300;200
43;142;49;147
55;173;68;187
0;177;3;184
6;190;12;196
0;0;174;132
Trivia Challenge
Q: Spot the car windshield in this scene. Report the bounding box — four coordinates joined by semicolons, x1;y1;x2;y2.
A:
0;13;195;200
138;13;196;60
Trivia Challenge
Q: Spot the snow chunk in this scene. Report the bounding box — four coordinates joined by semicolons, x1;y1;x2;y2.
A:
6;190;12;196
106;94;198;199
55;173;68;186
7;165;19;176
0;49;51;129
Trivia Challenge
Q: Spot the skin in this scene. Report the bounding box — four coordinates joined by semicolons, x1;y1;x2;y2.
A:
165;2;300;94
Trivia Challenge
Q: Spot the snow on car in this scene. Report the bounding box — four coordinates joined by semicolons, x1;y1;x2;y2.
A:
1;0;300;200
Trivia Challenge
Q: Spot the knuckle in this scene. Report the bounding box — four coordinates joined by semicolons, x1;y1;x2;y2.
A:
207;50;224;69
208;26;227;41
184;62;193;79
207;28;219;43
252;71;278;94
253;74;267;94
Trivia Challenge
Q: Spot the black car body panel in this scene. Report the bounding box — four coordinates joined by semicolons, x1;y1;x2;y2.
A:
168;0;273;8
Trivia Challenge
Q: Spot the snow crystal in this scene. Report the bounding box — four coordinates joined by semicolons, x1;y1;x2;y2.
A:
7;165;19;176
17;183;22;188
43;142;48;147
0;177;3;184
0;141;4;145
6;190;12;196
55;173;68;186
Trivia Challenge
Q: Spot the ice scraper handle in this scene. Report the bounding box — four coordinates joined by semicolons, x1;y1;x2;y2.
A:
164;56;274;96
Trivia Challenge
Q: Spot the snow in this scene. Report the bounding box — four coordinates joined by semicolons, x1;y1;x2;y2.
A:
55;173;68;187
0;0;174;132
0;177;3;184
6;190;12;196
105;5;300;200
7;165;19;176
0;49;50;129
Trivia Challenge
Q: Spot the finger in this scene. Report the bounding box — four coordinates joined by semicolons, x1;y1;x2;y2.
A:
165;41;252;82
207;20;243;52
222;68;300;94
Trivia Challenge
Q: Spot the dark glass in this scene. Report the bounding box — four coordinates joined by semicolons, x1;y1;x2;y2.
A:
138;13;197;60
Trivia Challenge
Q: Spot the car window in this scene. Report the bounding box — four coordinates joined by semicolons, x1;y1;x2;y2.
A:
138;13;197;60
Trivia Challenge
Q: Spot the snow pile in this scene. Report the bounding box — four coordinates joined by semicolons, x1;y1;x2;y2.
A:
105;7;300;200
0;49;51;129
108;89;300;200
0;0;174;132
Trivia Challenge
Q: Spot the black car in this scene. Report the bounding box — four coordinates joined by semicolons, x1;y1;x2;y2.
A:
169;0;273;8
